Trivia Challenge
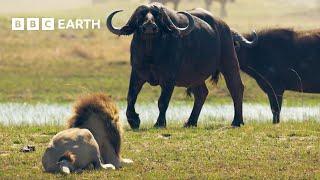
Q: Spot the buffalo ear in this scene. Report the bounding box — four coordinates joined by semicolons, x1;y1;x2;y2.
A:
121;15;138;35
120;25;135;35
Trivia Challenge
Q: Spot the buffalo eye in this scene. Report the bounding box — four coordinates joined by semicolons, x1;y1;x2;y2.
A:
137;9;148;22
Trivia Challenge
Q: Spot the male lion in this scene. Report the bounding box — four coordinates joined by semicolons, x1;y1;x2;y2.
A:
67;93;133;168
42;93;132;174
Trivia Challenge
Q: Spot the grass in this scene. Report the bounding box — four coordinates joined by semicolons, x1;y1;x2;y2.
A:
0;122;320;179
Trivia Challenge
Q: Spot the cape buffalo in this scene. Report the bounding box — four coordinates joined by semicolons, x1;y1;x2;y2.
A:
233;28;320;124
107;4;248;129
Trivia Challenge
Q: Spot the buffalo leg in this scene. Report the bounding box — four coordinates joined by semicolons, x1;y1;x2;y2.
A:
154;83;174;128
267;90;284;124
126;70;145;129
221;28;244;127
222;69;244;127
184;84;208;127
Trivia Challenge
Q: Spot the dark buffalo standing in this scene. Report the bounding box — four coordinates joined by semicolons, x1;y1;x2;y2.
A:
233;28;320;123
107;4;253;129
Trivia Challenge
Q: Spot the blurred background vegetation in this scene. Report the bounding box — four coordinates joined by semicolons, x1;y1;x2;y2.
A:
0;0;319;104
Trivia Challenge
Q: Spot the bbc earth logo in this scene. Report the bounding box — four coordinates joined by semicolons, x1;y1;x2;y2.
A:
12;18;101;31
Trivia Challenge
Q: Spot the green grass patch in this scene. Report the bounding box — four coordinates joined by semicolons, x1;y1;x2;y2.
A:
0;122;320;179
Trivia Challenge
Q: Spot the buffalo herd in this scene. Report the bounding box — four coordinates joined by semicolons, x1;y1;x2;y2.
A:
107;2;320;129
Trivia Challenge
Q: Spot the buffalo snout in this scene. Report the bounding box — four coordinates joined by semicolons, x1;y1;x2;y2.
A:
141;22;159;34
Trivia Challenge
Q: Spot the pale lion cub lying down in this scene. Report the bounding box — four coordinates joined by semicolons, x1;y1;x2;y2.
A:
42;93;132;174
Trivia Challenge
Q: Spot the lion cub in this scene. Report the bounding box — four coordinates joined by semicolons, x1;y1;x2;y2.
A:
42;93;132;174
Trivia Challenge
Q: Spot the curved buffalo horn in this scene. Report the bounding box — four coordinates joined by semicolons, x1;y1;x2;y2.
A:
163;10;195;37
177;12;195;36
106;10;125;36
232;30;258;48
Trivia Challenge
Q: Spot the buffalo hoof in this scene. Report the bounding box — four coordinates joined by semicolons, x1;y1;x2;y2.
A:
183;121;197;128
154;117;166;128
272;120;280;124
231;120;244;127
154;122;166;129
127;118;140;130
153;124;166;129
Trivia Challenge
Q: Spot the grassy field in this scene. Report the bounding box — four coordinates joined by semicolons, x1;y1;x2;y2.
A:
0;0;320;179
0;122;320;179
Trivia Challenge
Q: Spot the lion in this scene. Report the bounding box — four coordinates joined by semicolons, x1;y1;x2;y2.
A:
67;93;133;168
42;93;132;174
42;128;115;174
